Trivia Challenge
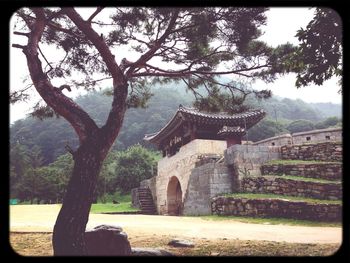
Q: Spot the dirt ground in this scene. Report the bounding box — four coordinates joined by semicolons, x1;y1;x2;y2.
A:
10;204;342;244
9;232;341;256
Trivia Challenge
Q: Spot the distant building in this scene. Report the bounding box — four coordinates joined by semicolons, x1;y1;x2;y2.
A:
140;106;266;215
144;105;266;156
253;127;342;146
133;108;342;216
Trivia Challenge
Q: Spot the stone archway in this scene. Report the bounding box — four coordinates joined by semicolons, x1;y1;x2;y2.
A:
167;176;183;215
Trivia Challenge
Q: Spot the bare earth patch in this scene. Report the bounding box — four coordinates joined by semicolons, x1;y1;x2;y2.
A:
9;205;342;256
10;205;341;244
10;232;340;256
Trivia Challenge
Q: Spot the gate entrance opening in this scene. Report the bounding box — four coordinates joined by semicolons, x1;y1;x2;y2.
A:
167;176;182;215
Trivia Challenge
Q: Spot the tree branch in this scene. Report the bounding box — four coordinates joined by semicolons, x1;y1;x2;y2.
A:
12;44;26;49
63;8;125;82
20;13;84;39
63;7;128;155
65;143;76;156
37;44;54;74
87;7;104;23
131;64;270;78
73;76;113;87
125;10;180;77
22;7;99;143
181;77;203;100
14;31;30;37
46;9;65;21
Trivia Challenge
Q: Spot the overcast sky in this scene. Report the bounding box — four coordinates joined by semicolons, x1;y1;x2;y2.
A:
9;7;342;124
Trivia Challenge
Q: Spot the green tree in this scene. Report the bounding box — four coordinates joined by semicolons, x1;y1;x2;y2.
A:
14;146;45;203
94;151;119;202
35;167;61;203
28;146;45;169
48;154;74;202
247;118;288;142
10;143;30;198
11;7;300;254
10;88;193;164
286;119;315;133
295;8;342;88
114;145;160;194
315;116;341;129
16;168;44;204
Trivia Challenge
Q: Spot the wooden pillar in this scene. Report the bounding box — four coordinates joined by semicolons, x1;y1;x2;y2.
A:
226;136;242;148
190;124;197;141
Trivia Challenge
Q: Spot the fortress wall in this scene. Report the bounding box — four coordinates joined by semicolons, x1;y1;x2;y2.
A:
155;139;226;214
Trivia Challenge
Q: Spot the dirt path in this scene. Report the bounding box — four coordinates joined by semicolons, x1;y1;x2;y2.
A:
10;205;342;244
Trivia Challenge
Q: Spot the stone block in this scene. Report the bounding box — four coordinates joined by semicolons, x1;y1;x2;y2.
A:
132;248;174;256
85;225;132;256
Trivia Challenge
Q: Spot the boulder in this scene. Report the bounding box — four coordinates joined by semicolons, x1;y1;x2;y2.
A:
85;224;132;256
131;248;174;256
168;239;194;248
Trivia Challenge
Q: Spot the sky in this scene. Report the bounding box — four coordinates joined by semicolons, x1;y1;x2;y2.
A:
9;7;342;124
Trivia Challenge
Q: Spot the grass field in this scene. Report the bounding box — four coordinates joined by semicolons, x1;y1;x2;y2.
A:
14;192;140;214
199;215;342;227
276;175;341;184
224;193;342;204
9;232;341;256
90;202;140;213
264;159;341;165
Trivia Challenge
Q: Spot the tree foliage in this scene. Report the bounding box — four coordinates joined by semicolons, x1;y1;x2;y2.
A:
286;119;315;134
10;150;73;203
10;87;192;164
10;7;341;254
11;7;302;116
10;143;30;198
10;86;341;164
314;116;341;129
10;145;159;202
247;118;288;142
114;145;160;194
295;8;342;88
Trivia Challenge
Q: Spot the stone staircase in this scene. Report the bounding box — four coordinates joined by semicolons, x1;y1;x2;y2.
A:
241;168;342;200
137;188;157;215
212;142;342;222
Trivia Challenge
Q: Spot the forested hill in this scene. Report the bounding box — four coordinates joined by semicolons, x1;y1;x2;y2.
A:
10;87;341;165
309;102;342;118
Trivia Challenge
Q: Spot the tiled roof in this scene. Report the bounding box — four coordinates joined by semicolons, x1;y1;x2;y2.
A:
217;126;246;137
144;105;265;144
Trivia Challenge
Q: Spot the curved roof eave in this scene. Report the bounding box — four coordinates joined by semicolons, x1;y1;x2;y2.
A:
144;105;266;144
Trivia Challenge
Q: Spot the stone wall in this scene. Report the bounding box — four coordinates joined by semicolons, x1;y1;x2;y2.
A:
211;196;342;221
140;176;157;204
224;145;281;191
261;163;342;181
253;134;292;146
241;176;342;200
182;163;231;215
292;127;342;145
156;139;226;214
253;127;342;146
281;142;342;162
131;188;139;208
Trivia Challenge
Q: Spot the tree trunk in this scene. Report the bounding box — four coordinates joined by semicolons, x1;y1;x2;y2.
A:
52;139;104;256
21;9;129;255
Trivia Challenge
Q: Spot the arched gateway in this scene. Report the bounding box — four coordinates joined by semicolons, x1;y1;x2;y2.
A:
167;176;182;215
141;105;266;215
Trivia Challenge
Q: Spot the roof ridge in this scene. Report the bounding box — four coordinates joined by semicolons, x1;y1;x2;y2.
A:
144;106;266;144
179;105;265;117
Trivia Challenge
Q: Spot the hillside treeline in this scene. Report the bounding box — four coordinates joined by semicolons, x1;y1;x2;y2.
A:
10;86;341;203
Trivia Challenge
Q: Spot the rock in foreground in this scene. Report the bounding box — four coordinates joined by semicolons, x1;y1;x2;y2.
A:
132;247;174;256
85;224;132;256
168;239;195;248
